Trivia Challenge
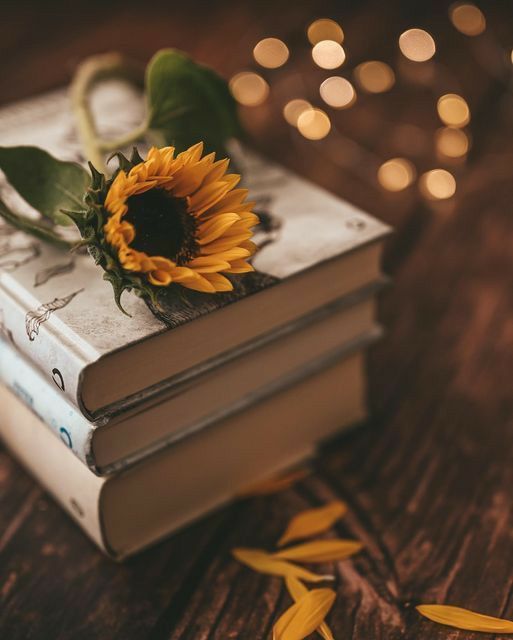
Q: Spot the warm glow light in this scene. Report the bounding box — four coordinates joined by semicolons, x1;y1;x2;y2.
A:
436;127;469;157
378;158;416;191
450;3;486;36
320;76;356;108
437;94;470;127
354;61;395;93
253;37;289;69
283;99;312;126
420;169;457;199
399;28;436;62
297;108;331;140
312;40;346;69
307;18;344;45
229;72;269;106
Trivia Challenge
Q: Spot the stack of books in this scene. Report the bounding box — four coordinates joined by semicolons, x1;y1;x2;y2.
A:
0;89;390;559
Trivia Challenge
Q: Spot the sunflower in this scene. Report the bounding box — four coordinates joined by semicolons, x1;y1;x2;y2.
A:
102;143;258;293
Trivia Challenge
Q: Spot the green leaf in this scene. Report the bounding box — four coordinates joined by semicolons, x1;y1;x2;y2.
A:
0;146;90;226
146;49;241;156
0;198;73;249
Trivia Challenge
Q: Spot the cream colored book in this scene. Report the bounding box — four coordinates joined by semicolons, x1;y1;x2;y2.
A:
0;347;368;559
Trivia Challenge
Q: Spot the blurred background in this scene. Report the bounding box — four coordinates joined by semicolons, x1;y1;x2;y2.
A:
2;0;512;237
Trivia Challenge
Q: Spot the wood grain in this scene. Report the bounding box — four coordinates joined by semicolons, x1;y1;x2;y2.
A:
2;1;513;637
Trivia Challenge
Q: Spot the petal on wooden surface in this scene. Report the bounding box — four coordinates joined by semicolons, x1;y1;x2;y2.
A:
285;577;335;640
273;588;336;640
237;469;310;497
232;548;333;583
278;502;348;546
416;604;513;633
274;539;363;563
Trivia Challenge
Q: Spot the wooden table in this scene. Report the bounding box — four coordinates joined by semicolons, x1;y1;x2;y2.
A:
2;1;513;637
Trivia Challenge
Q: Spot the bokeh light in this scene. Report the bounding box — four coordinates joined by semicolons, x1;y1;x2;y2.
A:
437;94;470;127
320;76;356;108
436;127;470;158
229;72;269;107
399;28;436;62
297;108;332;140
253;37;289;69
283;99;312;126
420;169;457;199
312;40;346;69
450;3;486;36
307;18;344;45
354;61;395;93
378;158;416;191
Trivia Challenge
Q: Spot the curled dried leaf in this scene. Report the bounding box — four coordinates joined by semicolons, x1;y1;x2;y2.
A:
416;604;513;633
286;576;335;640
273;588;336;640
232;548;333;583
274;539;363;563
278;501;347;546
237;468;310;497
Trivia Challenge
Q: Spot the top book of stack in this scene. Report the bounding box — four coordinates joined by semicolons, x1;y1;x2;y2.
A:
0;87;390;419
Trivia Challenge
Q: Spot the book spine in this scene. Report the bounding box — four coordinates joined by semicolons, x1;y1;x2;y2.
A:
0;384;109;555
0;273;90;412
0;337;99;472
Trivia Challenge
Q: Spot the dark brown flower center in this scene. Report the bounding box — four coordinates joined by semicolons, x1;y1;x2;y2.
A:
124;188;198;265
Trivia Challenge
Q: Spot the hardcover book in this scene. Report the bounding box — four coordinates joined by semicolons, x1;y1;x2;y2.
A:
0;87;390;418
0;345;368;559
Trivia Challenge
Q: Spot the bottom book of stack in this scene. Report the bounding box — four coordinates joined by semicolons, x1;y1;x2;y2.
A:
0;332;378;560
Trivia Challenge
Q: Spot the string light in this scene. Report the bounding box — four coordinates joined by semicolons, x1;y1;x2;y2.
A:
307;18;344;45
283;99;312;126
354;61;395;93
378;158;416;191
312;40;346;69
297;108;331;140
420;169;456;199
437;94;470;127
253;37;289;69
320;77;356;108
229;72;269;107
399;28;436;62
449;3;486;36
436;127;469;158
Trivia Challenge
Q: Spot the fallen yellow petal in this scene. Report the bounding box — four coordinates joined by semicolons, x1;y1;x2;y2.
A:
273;588;336;640
286;576;334;640
278;501;347;546
274;539;363;563
417;604;513;633
237;468;310;497
232;548;333;583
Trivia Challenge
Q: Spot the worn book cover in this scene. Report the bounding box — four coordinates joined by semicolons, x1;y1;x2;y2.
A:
0;86;390;417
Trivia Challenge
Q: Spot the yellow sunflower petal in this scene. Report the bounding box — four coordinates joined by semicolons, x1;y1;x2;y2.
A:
273;589;336;640
180;274;217;293
202;158;230;185
202;272;233;292
148;270;173;286
278;502;347;547
285;577;335;640
273;539;363;563
232;548;334;583
197;213;241;245
200;235;253;255
188;181;233;215
201;188;250;217
192;261;231;274
416;605;513;633
224;259;254;274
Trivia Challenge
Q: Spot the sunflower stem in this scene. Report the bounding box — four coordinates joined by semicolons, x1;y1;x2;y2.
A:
69;53;146;173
